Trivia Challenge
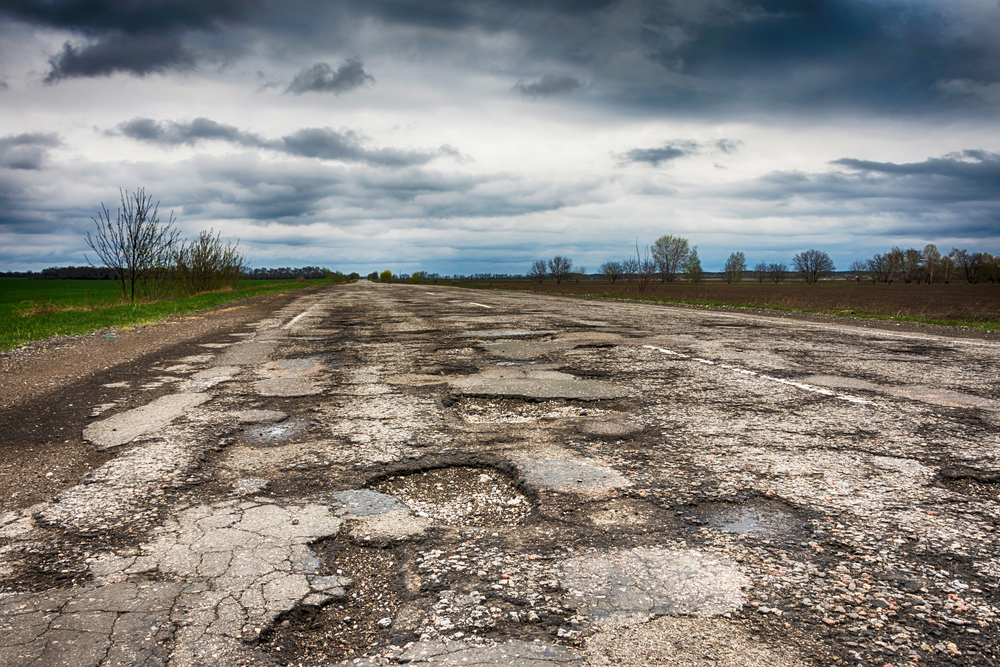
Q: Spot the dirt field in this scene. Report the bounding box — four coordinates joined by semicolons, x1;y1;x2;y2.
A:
464;280;1000;327
1;282;998;667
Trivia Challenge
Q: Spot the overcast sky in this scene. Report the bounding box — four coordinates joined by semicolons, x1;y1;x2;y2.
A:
1;0;999;274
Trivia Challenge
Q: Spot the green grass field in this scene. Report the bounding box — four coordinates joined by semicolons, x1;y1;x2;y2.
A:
0;278;330;351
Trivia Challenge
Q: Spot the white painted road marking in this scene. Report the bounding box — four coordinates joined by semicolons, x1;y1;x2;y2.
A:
643;345;871;405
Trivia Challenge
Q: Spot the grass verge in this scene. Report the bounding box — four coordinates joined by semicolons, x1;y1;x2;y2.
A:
0;279;330;351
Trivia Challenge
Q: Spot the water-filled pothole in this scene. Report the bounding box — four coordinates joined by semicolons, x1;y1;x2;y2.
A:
244;417;310;446
371;467;530;528
693;500;803;537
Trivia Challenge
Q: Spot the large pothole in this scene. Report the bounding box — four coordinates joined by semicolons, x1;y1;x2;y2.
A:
262;542;403;665
371;467;531;528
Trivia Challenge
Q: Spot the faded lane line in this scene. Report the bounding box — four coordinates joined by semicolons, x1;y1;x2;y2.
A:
643;345;870;405
468;302;493;308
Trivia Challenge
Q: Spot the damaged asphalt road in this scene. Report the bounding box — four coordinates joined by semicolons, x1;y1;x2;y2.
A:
1;280;999;666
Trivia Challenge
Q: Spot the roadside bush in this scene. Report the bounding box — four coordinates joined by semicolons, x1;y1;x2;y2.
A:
380;270;393;283
174;229;247;296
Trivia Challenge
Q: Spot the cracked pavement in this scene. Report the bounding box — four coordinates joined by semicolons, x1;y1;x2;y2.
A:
1;281;999;666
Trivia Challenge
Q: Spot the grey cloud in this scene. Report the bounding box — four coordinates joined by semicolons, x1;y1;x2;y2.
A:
512;75;581;98
722;149;1000;237
2;0;249;82
118;117;266;147
621;137;739;166
115;117;454;167
44;31;196;81
0;132;61;170
286;59;374;95
715;138;741;153
0;80;8;91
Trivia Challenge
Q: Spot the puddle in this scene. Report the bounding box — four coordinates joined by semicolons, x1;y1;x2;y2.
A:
371;467;530;528
244;417;310;446
694;501;802;537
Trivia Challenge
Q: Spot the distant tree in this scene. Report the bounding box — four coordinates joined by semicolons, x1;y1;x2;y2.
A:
408;273;422;284
940;254;956;284
85;187;180;303
366;271;379;281
848;260;868;284
923;244;941;284
792;249;835;284
753;261;768;284
633;242;656;293
529;260;548;283
651;235;689;282
767;262;788;284
348;272;361;281
601;260;622;283
951;248;985;284
548;256;573;284
723;251;747;284
379;270;393;283
982;253;999;283
575;266;587;284
621;256;639;285
901;248;922;284
683;247;703;284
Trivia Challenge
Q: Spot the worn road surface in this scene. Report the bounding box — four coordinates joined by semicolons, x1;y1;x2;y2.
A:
2;281;999;666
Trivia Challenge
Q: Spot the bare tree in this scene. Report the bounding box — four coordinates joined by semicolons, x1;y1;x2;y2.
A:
723;251;746;284
547;256;573;284
174;229;248;295
792;249;835;284
635;242;656;294
601;260;622;283
621;256;639;285
940;254;956;284
651;235;689;283
767;262;788;284
529;260;547;283
85;187;180;304
753;261;768;284
683;247;703;284
848;260;868;284
901;248;922;284
923;244;941;284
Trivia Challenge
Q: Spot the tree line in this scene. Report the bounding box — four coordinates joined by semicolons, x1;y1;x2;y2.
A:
848;245;999;285
529;237;998;287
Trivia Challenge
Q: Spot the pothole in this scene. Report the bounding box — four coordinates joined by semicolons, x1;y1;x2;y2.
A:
262;542;403;665
692;500;803;537
371;467;531;528
934;466;1000;501
455;397;597;424
244;417;310;446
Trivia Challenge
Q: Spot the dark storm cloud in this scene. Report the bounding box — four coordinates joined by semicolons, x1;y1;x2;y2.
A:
512;75;581;98
45;31;196;81
0;132;61;170
726;149;1000;236
621;138;740;166
286;59;374;95
115;118;456;167
1;0;250;81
